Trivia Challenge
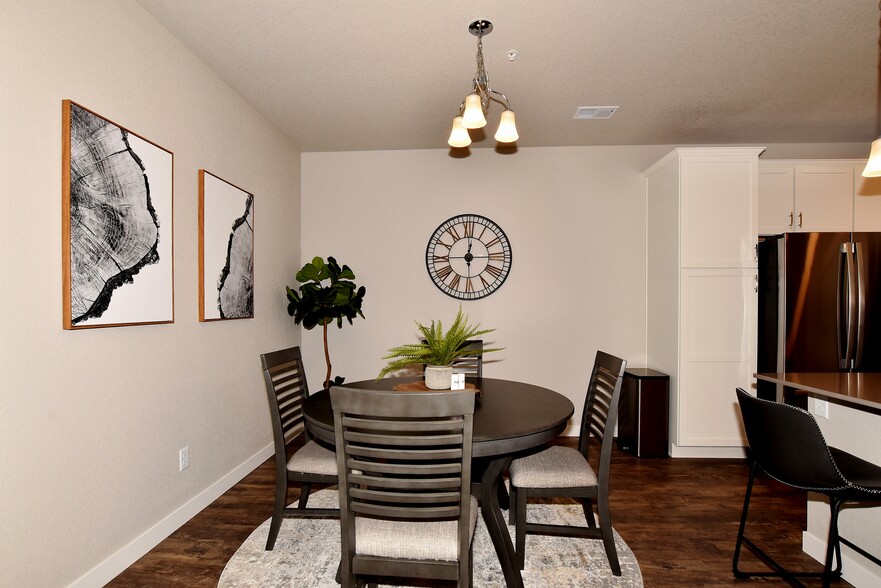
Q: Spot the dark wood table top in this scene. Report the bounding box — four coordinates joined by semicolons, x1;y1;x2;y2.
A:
303;376;575;458
754;372;881;414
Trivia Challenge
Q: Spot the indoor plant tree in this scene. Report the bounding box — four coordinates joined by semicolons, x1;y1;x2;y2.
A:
377;306;502;389
286;256;365;389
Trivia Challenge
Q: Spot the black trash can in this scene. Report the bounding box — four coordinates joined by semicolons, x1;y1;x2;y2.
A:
617;368;669;457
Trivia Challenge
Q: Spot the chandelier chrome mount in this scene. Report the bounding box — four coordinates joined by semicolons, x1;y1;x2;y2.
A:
448;19;519;148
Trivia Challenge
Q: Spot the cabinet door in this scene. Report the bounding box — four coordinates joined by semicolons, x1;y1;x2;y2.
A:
680;156;758;268
758;165;795;234
794;165;853;232
677;269;756;447
854;165;881;231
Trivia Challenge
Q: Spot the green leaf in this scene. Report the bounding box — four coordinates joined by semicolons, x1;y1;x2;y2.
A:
376;305;503;379
285;256;366;378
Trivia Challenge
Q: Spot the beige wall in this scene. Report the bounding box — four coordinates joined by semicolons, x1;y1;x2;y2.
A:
300;146;669;426
1;1;300;586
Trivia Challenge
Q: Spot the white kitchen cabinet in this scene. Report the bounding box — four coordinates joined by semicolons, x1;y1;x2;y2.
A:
757;165;795;234
677;269;756;448
645;147;762;457
854;165;881;232
758;161;856;234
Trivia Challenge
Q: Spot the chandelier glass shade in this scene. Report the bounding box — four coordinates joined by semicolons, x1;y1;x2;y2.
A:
448;20;518;148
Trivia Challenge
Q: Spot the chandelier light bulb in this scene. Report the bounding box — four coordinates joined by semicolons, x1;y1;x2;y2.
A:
863;138;881;177
494;110;519;143
448;116;472;148
461;93;487;129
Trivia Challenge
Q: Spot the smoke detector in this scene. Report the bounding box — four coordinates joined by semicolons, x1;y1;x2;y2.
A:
573;106;618;120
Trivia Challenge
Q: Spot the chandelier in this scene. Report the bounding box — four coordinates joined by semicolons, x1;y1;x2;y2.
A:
448;20;519;148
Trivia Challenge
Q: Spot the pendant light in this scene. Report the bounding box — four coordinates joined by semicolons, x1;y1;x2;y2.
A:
863;1;881;177
448;20;518;148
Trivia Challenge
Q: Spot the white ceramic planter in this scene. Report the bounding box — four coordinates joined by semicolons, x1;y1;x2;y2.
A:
424;365;453;390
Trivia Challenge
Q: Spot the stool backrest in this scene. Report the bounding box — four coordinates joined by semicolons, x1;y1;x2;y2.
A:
735;388;848;491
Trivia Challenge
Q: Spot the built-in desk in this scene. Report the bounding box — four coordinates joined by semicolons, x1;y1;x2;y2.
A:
753;372;881;415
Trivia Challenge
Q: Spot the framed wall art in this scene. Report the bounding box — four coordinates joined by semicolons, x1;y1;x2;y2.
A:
62;100;174;329
198;170;254;321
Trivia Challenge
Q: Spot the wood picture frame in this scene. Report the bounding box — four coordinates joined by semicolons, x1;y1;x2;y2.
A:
62;100;174;329
198;170;254;321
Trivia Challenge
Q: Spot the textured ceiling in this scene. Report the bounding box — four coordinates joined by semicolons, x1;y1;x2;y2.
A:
136;0;879;152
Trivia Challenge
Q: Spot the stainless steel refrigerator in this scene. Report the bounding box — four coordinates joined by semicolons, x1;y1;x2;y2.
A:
756;232;881;400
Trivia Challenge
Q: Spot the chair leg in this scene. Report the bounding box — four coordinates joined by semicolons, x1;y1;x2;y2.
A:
265;479;287;550
297;482;312;508
508;484;518;525
597;493;621;576
580;497;597;528
732;461;757;577
460;537;473;587
732;461;819;586
514;488;528;570
822;498;844;588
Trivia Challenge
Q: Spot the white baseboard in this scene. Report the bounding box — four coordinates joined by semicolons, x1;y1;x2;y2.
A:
669;444;747;459
803;530;881;587
68;443;274;588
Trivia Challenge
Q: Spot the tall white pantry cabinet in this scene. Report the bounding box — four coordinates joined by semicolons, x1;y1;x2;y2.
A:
645;147;764;458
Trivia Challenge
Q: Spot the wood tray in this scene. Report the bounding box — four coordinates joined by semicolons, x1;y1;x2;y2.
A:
392;381;480;394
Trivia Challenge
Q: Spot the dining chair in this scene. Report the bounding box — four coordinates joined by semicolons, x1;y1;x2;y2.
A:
422;339;484;377
507;350;627;575
261;346;338;551
330;386;478;588
733;388;881;587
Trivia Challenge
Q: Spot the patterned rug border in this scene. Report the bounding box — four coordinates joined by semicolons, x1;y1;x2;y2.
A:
219;489;643;587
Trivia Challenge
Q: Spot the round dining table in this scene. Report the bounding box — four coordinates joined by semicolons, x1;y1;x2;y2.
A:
302;376;575;588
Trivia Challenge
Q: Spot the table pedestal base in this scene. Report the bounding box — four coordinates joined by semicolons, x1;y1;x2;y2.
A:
478;456;522;588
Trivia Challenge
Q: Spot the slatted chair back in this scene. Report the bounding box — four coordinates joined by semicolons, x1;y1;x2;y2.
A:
578;351;627;481
262;346;311;450
422;339;484;378
452;340;484;378
331;386;476;586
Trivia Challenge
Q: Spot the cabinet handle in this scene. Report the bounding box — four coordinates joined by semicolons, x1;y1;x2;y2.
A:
788;212;793;228
754;275;758;292
798;212;803;228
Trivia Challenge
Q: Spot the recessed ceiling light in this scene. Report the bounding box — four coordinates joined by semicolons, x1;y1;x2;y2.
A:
573;106;618;120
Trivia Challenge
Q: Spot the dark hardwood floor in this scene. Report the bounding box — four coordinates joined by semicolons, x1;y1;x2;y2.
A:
109;439;849;587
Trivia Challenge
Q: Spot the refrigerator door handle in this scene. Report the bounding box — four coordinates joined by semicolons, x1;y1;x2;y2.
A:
837;243;857;370
854;242;866;369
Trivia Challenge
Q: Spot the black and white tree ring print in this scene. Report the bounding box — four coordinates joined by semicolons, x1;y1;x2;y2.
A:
62;101;174;329
199;170;254;321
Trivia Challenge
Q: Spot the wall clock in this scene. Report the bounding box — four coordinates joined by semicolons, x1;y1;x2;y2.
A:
425;214;512;300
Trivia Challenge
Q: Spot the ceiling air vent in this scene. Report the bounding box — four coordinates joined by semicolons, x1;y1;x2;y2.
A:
573;106;618;120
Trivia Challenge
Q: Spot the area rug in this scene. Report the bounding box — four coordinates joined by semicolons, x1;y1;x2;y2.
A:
219;489;642;587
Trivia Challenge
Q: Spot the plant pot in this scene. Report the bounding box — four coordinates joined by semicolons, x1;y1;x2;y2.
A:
424;365;453;390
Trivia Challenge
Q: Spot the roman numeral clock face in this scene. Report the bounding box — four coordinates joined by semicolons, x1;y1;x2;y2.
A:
426;214;512;300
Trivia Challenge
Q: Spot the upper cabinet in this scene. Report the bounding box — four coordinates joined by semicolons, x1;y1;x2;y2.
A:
758;160;881;234
854;168;881;232
647;147;762;269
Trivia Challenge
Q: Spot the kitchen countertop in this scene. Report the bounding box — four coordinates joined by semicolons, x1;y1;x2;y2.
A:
754;372;881;414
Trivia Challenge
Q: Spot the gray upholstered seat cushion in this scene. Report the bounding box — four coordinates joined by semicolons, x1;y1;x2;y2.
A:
286;440;337;476
355;495;479;561
509;445;597;488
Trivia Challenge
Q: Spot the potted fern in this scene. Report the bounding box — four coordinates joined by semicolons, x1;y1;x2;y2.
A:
377;307;502;389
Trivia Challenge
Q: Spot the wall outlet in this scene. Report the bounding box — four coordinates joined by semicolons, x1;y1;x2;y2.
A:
179;446;189;471
813;398;829;419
